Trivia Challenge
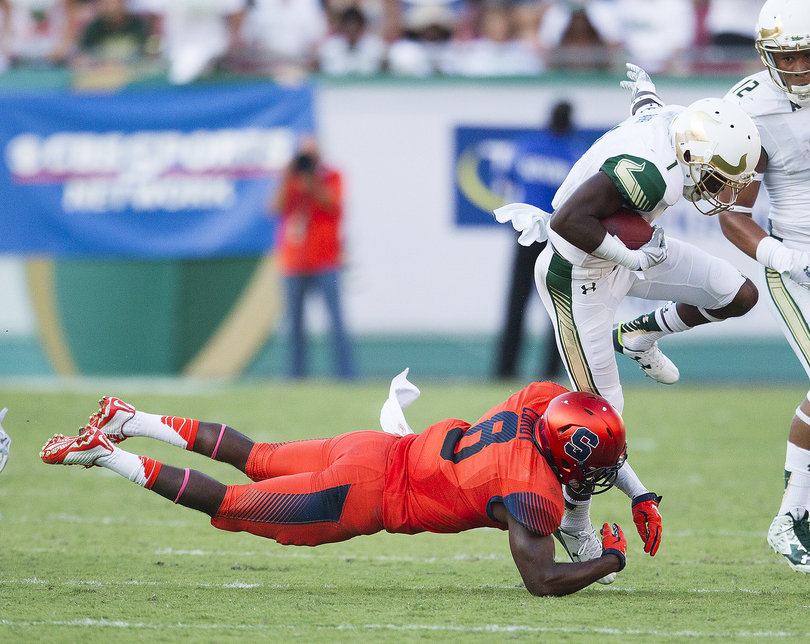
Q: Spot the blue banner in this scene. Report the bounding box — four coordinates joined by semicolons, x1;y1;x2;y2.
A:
0;82;314;258
454;125;604;226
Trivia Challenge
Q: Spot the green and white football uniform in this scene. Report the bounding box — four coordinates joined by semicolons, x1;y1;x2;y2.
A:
726;71;810;377
536;105;747;413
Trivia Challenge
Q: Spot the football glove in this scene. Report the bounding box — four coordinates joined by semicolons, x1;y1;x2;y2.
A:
600;522;627;571
635;226;668;270
755;237;810;290
632;492;662;556
788;251;810;290
0;408;9;474
620;63;664;115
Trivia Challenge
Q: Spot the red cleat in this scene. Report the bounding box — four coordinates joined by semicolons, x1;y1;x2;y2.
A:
87;397;135;444
40;428;114;467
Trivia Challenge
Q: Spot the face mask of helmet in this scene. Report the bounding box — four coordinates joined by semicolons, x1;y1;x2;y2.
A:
756;0;810;102
670;99;760;216
565;449;627;496
680;150;751;216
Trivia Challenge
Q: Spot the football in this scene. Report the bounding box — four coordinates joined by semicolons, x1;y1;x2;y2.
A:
601;208;654;250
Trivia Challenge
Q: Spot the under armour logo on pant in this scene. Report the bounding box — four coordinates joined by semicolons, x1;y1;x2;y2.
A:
581;283;597;295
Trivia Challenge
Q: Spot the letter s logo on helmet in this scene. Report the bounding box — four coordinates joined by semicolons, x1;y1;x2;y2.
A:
563;427;599;462
535;391;627;495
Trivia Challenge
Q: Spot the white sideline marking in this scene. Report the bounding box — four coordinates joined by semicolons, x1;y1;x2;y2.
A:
0;619;803;637
0;578;777;595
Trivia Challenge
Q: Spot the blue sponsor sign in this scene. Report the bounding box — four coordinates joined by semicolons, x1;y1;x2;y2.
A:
454;125;604;226
0;82;314;257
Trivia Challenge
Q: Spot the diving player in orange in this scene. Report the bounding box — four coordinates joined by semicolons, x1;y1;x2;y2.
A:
41;380;628;597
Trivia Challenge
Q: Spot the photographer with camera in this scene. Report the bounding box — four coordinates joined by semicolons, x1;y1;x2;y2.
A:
269;136;356;379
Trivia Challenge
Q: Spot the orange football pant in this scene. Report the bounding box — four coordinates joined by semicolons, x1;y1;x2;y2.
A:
211;431;399;546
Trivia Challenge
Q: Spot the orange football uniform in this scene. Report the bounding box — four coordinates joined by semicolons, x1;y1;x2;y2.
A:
211;382;567;546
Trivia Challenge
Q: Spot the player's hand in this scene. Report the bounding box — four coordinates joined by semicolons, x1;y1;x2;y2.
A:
634;226;667;270
620;63;655;98
632;493;662;556
600;522;627;571
788;251;810;290
0;408;10;474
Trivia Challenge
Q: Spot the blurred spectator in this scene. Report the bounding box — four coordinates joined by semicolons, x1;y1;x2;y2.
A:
704;0;760;48
0;0;97;68
268;137;356;380
614;0;697;74
449;3;542;76
144;0;246;85
240;0;327;77
388;2;455;76
318;5;386;75
327;0;390;40
537;0;622;71
76;0;151;62
495;100;587;380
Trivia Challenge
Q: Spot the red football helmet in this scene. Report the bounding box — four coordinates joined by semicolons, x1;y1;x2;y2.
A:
535;391;627;495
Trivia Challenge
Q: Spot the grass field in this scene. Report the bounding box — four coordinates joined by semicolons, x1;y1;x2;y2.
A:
1;377;810;643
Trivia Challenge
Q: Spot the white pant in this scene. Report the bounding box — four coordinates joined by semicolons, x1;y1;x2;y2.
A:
535;237;746;413
762;264;810;379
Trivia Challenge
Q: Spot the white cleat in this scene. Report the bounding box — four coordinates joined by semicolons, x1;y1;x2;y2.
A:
767;511;810;573
613;323;679;384
554;525;617;585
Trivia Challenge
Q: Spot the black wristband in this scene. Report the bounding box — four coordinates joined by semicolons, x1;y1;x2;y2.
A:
602;548;626;572
632;492;661;507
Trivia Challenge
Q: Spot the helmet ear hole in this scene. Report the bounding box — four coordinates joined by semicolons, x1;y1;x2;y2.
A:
683;150;691;163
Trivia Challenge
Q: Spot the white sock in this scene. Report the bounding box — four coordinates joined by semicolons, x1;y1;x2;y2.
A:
125;411;197;450
560;488;592;531
621;302;691;351
779;442;810;519
96;447;160;487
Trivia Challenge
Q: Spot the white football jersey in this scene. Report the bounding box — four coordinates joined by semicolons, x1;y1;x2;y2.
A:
725;70;810;246
549;105;684;268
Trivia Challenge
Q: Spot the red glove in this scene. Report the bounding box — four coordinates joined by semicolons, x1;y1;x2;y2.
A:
600;522;627;571
632;493;662;556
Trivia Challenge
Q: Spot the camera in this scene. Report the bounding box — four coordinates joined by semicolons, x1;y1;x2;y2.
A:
293;153;316;173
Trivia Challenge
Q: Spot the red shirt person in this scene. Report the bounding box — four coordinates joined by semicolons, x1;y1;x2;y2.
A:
269;137;355;378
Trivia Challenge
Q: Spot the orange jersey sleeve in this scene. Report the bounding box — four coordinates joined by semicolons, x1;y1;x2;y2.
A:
383;381;567;536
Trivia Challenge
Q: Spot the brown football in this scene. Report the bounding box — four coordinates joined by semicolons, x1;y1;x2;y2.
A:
601;208;654;250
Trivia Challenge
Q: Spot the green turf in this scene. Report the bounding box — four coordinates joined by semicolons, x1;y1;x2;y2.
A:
1;379;810;643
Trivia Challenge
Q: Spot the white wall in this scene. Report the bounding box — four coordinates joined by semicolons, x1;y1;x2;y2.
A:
317;78;776;339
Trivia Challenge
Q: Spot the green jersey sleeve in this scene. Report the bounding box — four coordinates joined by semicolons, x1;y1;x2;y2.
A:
600;154;668;212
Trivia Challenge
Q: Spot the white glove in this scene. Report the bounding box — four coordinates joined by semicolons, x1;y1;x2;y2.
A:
592;225;667;271
635;226;668;270
0;408;9;474
620;63;664;114
788;252;810;289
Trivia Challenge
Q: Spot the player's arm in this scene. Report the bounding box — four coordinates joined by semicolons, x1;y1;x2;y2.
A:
550;171;667;271
717;150;768;258
550;170;626;252
491;502;625;597
719;151;810;288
